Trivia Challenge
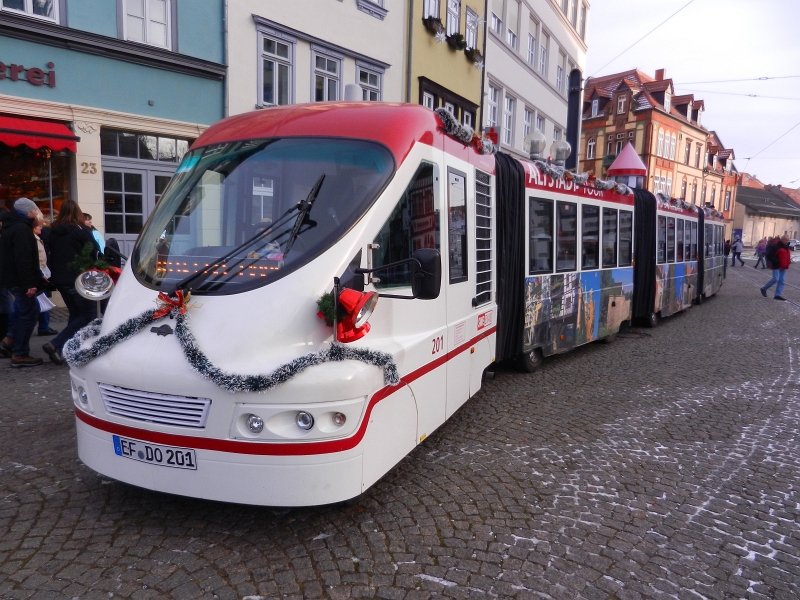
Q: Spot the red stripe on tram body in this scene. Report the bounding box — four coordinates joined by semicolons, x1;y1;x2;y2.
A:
76;326;497;456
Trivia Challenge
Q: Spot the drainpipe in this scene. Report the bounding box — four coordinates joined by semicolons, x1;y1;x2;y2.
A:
406;0;414;103
478;0;488;131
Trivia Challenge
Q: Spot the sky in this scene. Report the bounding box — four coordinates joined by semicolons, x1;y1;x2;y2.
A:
584;0;800;188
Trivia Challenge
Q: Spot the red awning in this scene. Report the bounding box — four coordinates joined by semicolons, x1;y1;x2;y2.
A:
0;115;79;153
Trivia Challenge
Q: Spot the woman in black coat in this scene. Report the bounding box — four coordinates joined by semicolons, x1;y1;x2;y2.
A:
43;200;101;365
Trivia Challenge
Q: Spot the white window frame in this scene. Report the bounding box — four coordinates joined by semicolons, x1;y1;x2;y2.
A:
536;114;545;132
579;4;586;39
617;95;626;114
423;0;440;18
587;138;595;159
570;0;578;27
615;140;622;154
487;85;499;128
507;29;517;48
553;127;562;142
491;13;503;34
670;134;676;160
556;65;564;93
591;99;598;117
422;91;435;110
312;50;341;103
664;91;671;112
666;177;673;196
523;108;532;139
657;131;664;157
539;33;548;76
258;31;295;107
358;65;382;101
2;0;59;22
502;95;515;146
527;33;537;65
122;0;172;49
444;102;456;115
446;0;460;36
463;112;472;128
465;8;478;49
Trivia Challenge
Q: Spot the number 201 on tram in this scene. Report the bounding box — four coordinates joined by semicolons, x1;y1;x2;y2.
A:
69;103;719;506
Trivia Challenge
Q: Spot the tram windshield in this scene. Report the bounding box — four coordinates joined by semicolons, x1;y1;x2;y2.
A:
132;138;394;294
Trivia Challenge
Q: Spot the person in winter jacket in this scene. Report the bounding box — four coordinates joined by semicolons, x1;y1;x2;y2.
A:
754;238;768;269
761;235;791;301
730;237;745;267
0;198;46;367
42;200;100;365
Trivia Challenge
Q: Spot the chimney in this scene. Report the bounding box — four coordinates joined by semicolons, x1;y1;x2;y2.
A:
655;69;665;81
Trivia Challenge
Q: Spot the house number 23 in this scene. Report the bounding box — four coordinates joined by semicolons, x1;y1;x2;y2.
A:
81;162;97;174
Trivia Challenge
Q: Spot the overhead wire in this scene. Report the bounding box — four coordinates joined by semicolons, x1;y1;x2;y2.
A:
676;89;800;101
588;0;698;78
743;119;800;171
680;75;800;85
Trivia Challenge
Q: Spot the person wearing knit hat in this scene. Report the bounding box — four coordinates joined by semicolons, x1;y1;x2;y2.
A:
0;198;45;367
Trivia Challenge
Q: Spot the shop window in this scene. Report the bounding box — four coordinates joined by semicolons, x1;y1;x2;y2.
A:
0;144;71;220
602;208;617;268
666;217;675;262
123;0;173;49
474;170;492;306
100;129;191;163
581;204;599;269
448;168;468;283
619;210;632;266
372;162;438;289
676;219;685;262
556;201;577;272
529;198;553;274
657;215;666;263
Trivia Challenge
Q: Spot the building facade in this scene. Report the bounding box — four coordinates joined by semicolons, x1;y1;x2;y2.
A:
579;68;738;236
0;1;226;254
484;0;588;157
226;0;406;116
734;176;800;246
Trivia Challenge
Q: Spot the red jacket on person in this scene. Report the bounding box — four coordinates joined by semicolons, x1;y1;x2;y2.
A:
775;246;791;270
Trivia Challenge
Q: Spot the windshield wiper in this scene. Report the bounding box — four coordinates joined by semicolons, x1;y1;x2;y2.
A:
283;174;324;256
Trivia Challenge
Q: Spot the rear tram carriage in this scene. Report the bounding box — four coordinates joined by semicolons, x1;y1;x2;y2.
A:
68;103;723;506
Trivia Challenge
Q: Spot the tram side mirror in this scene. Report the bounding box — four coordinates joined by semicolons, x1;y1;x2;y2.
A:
411;248;441;300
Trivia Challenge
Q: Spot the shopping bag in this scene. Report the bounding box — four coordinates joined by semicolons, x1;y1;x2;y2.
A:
37;293;56;312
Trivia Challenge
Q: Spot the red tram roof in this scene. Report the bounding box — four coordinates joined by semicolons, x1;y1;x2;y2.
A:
192;102;494;171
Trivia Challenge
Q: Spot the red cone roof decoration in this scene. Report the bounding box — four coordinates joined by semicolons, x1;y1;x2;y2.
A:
607;142;647;177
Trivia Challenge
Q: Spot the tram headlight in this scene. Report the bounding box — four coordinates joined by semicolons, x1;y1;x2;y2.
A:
75;269;115;301
296;411;314;430
77;386;89;406
332;412;346;426
246;414;264;433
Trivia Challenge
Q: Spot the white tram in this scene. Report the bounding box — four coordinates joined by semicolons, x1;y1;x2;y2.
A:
68;104;722;506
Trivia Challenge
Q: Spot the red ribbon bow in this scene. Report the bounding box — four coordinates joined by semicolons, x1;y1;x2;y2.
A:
153;290;190;319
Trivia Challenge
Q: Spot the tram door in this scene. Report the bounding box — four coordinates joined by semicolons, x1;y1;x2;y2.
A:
444;164;476;419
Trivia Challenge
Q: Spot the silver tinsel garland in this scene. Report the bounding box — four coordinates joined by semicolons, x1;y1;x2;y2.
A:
64;306;401;393
434;107;497;154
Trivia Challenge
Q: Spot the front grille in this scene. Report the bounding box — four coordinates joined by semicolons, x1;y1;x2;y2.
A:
99;383;212;428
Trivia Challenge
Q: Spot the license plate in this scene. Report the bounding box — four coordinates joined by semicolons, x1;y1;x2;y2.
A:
113;435;197;470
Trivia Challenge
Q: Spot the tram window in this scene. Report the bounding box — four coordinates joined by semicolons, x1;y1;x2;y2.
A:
666;217;675;263
657;215;666;263
372;162;439;289
685;220;692;261
581;204;599;269
619;210;632;266
676;219;685;262
602;208;618;268
691;222;698;260
705;224;712;257
556;201;577;272
529;198;553;274
447;168;468;283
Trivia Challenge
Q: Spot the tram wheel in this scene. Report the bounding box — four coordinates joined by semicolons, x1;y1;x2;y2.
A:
645;312;660;328
601;332;618;344
517;348;543;373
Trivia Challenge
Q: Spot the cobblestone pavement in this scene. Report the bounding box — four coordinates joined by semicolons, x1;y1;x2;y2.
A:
2;261;800;600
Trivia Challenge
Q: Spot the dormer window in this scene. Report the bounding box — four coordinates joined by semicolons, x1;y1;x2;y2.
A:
591;99;598;117
617;95;626;114
664;91;671;112
687;106;692;121
697;108;703;126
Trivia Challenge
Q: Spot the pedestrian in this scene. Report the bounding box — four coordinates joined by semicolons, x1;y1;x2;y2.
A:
723;239;731;260
761;235;791;301
0;204;15;359
33;218;58;337
43;200;101;366
730;237;745;267
753;237;768;269
83;213;106;254
0;198;46;367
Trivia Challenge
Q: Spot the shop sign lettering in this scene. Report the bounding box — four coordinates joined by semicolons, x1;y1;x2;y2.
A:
0;61;56;87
